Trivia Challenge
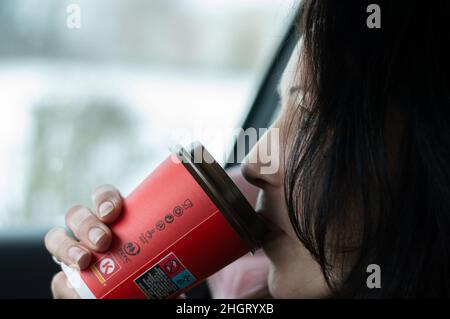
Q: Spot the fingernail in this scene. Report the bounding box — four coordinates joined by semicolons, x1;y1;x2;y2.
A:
99;201;114;218
89;227;107;246
68;246;88;266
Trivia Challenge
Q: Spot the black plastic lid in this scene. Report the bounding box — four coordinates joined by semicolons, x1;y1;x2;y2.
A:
172;142;265;253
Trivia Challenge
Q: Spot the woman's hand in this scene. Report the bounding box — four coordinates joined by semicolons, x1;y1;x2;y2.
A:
44;185;124;299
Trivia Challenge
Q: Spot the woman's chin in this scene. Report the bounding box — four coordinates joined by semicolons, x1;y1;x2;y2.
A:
267;264;296;299
264;236;331;299
263;235;299;298
267;264;327;299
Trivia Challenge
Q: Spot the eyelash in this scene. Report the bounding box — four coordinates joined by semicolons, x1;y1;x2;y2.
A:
289;86;302;95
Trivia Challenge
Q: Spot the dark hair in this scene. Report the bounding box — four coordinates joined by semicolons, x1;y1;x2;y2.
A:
285;0;450;297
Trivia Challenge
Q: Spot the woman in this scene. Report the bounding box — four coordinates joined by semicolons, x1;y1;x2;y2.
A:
45;0;450;298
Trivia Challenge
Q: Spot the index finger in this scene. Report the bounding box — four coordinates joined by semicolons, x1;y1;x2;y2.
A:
91;184;123;224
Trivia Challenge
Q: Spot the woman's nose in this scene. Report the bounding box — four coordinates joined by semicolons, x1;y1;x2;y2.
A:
240;128;282;189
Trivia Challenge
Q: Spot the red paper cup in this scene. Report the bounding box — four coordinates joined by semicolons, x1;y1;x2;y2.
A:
62;142;264;299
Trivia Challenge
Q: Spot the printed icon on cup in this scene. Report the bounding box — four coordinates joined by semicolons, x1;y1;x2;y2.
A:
139;229;155;245
156;220;166;231
123;242;141;256
173;206;184;217
100;258;115;275
182;199;193;209
164;259;180;274
165;214;174;224
92;254;122;284
177;274;193;286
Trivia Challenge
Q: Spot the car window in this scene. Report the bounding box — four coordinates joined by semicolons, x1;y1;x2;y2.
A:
0;0;298;229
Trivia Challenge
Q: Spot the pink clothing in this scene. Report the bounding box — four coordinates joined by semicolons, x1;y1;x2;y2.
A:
207;250;271;299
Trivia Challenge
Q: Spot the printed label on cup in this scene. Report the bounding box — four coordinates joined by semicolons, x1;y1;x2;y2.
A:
61;142;263;299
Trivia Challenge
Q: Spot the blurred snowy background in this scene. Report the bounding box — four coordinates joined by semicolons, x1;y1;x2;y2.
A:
0;0;297;228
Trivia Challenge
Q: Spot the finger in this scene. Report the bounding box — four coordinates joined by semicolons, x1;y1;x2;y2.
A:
91;184;124;223
51;272;81;299
65;205;112;252
45;227;91;269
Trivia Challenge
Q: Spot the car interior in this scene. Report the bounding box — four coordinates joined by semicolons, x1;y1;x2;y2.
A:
0;6;299;299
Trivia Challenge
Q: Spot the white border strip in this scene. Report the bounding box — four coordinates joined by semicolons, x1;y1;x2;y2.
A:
61;263;97;299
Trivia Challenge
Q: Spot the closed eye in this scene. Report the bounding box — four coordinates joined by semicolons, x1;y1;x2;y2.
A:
276;84;302;101
289;86;301;94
